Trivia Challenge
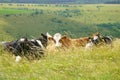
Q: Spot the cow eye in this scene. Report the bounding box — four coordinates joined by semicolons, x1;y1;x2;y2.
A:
59;39;62;43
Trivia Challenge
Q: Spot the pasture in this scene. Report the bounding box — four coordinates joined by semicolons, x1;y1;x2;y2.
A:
0;3;120;80
0;39;120;80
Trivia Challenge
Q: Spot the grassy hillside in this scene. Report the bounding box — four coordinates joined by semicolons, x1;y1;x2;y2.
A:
0;39;120;80
0;4;120;40
0;17;14;41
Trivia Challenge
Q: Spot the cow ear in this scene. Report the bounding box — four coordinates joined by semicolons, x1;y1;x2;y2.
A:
62;35;67;39
91;33;94;37
48;37;54;41
46;32;52;38
41;33;47;38
96;32;99;35
41;33;45;36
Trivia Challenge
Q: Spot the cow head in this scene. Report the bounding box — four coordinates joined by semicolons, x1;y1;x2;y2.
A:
19;37;28;42
53;33;62;47
46;32;63;47
46;32;71;47
91;32;102;45
37;33;48;48
91;32;100;40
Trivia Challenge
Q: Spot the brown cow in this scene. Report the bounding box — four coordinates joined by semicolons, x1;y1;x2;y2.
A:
47;32;91;48
59;35;90;48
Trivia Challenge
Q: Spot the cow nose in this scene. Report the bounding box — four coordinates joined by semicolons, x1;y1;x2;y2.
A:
55;43;61;47
55;44;60;47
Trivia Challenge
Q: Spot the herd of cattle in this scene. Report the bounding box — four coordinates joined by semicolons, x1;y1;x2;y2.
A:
0;32;113;62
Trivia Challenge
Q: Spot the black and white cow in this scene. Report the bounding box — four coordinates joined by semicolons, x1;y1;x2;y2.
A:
86;32;113;47
85;32;113;49
102;36;113;44
92;33;112;45
1;33;48;62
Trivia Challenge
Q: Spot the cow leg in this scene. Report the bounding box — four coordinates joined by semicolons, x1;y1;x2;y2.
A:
15;56;22;62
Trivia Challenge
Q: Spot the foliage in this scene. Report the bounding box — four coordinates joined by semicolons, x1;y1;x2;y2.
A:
97;23;120;37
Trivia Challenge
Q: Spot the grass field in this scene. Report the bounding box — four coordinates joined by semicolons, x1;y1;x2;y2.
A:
0;39;120;80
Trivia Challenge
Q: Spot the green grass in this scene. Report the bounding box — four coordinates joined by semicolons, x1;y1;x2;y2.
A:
0;17;14;41
0;39;120;80
0;8;33;15
69;4;120;24
0;4;120;39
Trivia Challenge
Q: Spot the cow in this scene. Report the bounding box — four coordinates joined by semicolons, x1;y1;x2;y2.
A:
90;32;113;46
46;32;91;48
2;33;48;62
59;35;91;48
102;36;113;44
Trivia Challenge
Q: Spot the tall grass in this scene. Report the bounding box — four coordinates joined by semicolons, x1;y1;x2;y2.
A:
0;39;120;80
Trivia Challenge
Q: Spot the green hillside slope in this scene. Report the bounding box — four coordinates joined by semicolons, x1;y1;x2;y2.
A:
0;4;120;40
0;17;14;41
2;14;98;39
